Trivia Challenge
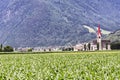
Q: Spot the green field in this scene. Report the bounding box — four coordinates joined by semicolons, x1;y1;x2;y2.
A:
0;51;120;80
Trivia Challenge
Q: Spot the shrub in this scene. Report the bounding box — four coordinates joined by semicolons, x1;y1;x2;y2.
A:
28;48;32;52
111;42;120;50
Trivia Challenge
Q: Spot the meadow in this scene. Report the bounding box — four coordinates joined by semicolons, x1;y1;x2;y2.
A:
0;51;120;80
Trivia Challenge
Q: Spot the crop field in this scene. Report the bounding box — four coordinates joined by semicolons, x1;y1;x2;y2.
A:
0;51;120;80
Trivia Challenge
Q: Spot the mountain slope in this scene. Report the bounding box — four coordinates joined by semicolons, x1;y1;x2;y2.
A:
0;0;120;47
106;30;120;43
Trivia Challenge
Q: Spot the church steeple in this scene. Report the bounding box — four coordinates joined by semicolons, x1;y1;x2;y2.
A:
97;24;102;38
97;24;102;50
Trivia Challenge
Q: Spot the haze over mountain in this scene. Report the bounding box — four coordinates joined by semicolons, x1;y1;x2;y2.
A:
0;0;120;47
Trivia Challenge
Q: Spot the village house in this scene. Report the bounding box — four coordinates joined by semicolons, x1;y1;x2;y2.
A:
74;44;84;51
32;46;62;52
16;47;32;52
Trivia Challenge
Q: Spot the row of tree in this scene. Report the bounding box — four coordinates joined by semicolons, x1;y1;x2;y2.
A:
0;44;13;52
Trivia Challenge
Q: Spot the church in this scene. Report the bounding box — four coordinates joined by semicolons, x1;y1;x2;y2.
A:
74;24;111;51
90;24;111;51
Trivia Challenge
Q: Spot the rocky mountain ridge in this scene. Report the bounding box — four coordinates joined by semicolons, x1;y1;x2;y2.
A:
0;0;120;47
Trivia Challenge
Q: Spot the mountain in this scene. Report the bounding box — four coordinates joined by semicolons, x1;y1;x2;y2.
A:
0;0;120;47
106;30;120;43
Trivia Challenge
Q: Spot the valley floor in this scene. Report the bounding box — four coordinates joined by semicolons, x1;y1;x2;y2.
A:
0;50;120;79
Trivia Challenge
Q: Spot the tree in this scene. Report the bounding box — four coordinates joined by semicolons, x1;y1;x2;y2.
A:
97;43;99;50
0;48;2;52
4;46;13;52
28;48;32;52
88;43;91;51
106;43;108;50
0;44;2;49
111;42;120;50
0;44;3;52
84;44;86;51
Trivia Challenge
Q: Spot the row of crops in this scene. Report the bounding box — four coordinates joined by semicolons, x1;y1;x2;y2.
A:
0;51;120;79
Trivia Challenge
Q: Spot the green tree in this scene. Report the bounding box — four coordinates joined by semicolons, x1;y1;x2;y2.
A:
28;48;32;52
0;44;3;52
88;43;91;51
4;46;13;52
106;43;108;50
0;44;2;49
111;42;120;50
97;43;99;50
0;48;2;52
84;44;86;51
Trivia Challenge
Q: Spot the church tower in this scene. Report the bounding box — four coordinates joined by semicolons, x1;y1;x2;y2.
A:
97;24;102;50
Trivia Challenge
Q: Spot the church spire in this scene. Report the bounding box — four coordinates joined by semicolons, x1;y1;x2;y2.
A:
97;24;102;50
97;24;102;38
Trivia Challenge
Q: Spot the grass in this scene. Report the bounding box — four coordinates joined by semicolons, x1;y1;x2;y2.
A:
0;50;120;79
